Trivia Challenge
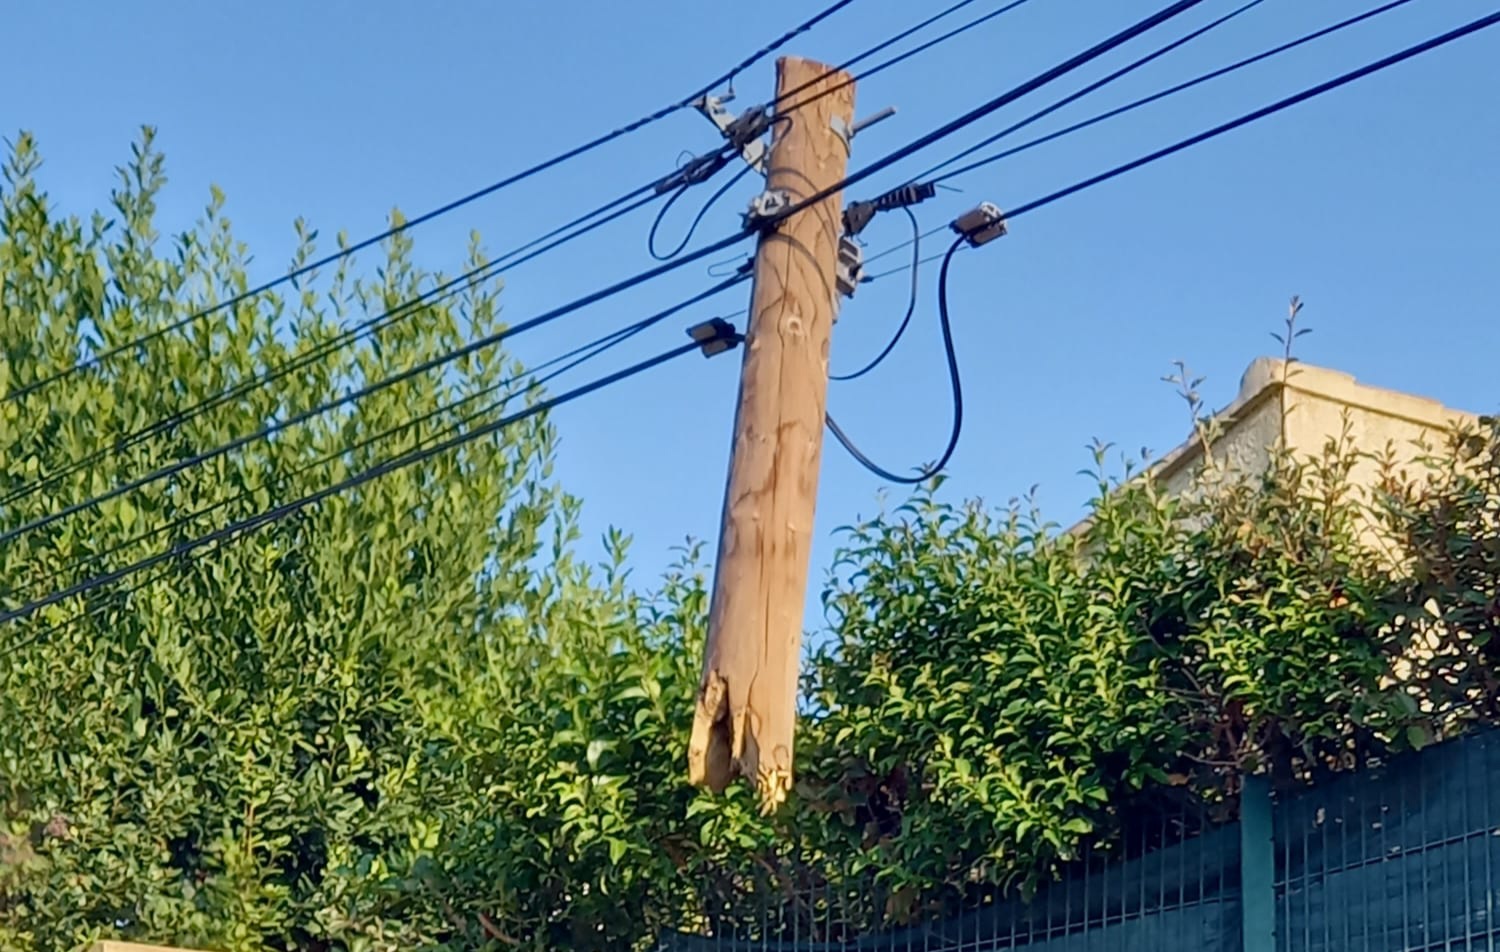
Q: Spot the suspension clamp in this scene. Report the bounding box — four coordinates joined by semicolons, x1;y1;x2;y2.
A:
692;94;770;174
687;317;741;358
951;203;1008;247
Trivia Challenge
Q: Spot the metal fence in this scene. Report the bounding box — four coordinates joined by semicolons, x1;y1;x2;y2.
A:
1273;728;1500;951
661;728;1500;952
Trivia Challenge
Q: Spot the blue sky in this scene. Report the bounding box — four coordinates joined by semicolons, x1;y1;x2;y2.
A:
7;0;1498;617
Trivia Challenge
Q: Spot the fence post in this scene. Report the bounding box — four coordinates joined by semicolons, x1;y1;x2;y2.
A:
1240;775;1276;952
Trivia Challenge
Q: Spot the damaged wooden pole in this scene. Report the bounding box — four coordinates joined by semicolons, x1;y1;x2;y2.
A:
689;56;855;809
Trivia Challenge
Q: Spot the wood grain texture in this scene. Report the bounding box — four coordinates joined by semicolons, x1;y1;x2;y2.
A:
689;57;854;808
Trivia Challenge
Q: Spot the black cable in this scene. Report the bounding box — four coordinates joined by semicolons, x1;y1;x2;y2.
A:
1004;9;1500;222
865;247;948;282
5;0;1218;537
715;0;862;98
760;0;1213;232
0;0;857;404
0;328;736;630
5;565;178;657
21;286;736;599
0;276;745;548
930;0;1420;186
771;0;989;110
912;0;1269;185
774;0;1038;120
3;186;664;509
840;0;1038;92
860;0;1424;269
826;235;967;484
831;207;921;381
650;162;757;261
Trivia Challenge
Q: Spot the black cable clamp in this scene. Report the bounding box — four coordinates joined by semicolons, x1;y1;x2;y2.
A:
687;317;742;358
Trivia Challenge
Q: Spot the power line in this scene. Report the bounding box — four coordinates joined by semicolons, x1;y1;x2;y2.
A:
0;325;739;630
835;6;1500;482
773;0;1039;116
19;0;1001;494
21;292;732;599
758;0;1214;233
651;0;1040;260
1002;9;1500;222
3;187;664;508
859;0;1425;269
831;207;922;381
0;0;857;405
929;0;1421;186
0;277;745;548
910;0;1270;184
826;234;967;483
6;0;1218;542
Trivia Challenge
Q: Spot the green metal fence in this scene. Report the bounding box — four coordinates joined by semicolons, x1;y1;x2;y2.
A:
661;728;1500;952
1273;728;1500;951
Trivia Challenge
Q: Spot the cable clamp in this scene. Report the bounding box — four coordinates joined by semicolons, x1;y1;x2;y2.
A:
693;93;770;174
743;189;793;230
835;235;863;300
655;151;731;194
951;202;1008;247
687;317;741;358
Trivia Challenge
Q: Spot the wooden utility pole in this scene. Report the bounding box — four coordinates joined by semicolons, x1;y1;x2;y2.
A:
689;57;855;808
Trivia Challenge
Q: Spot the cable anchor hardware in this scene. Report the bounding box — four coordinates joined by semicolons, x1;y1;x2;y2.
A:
843;182;938;238
688;317;742;358
743;189;794;230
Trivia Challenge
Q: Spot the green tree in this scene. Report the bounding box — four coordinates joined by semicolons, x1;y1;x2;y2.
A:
0;128;754;951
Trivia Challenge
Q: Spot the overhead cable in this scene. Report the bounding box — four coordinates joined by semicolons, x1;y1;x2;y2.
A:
4;187;665;508
860;0;1425;268
826;233;968;483
929;0;1422;186
0;324;740;629
910;0;1271;184
0;277;746;548
22;289;740;598
1;0;858;403
8;0;1218;540
1002;9;1500;222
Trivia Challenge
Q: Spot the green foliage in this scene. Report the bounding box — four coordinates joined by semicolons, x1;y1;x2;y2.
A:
0;129;734;952
807;416;1500;905
4;131;1499;950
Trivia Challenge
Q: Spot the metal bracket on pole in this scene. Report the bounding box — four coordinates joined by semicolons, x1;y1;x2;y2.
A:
687;317;741;358
831;106;896;154
835;235;863;300
743;189;793;230
693;93;770;174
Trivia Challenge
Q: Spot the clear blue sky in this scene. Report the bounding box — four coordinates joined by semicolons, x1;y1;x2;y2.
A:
7;0;1498;613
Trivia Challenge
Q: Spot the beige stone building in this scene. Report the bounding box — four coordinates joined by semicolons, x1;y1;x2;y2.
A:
1149;356;1477;500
